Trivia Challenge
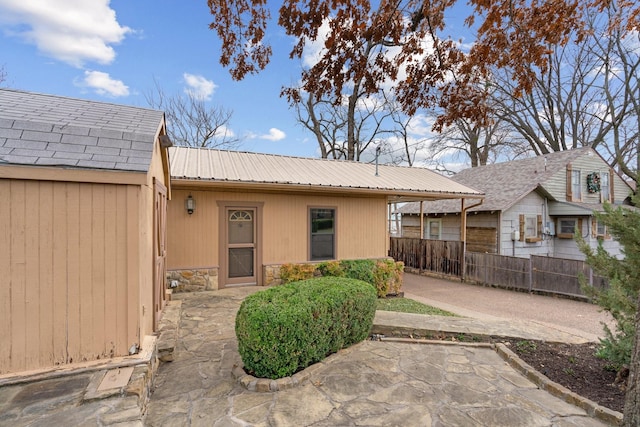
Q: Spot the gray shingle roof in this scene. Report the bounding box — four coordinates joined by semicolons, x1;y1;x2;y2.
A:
399;148;592;214
0;89;164;172
170;147;484;201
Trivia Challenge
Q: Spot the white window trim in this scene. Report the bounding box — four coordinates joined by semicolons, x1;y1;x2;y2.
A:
600;172;610;202
571;170;582;201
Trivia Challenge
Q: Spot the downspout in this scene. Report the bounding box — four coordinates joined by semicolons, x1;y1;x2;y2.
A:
497;210;502;255
461;198;484;280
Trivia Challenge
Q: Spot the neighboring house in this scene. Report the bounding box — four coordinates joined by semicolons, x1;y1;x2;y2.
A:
0;89;172;375
166;146;484;289
399;147;634;260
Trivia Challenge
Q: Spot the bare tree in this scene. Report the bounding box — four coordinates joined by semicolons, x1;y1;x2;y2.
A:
428;117;528;170
592;8;640;187
145;80;240;149
0;65;7;87
292;89;410;162
486;5;639;186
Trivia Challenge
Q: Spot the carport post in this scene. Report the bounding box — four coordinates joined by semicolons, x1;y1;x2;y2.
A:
419;201;424;238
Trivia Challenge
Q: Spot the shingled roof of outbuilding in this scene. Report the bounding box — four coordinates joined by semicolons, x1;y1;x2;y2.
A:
0;89;164;172
169;146;484;202
399;148;592;214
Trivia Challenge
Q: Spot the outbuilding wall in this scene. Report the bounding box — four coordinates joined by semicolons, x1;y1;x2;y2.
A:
0;177;142;374
166;187;389;287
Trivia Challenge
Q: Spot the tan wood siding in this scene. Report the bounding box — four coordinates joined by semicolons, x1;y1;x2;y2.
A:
0;178;141;374
167;188;388;272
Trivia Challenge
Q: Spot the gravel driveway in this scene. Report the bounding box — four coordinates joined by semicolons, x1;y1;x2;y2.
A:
402;273;615;342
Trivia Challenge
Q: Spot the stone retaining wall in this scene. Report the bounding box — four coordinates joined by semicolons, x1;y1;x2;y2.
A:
166;268;219;292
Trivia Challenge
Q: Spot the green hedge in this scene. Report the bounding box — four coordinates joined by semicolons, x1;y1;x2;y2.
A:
235;277;377;379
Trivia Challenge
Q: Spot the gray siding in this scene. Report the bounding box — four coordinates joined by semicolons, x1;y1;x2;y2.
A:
543;152;632;203
502;193;554;258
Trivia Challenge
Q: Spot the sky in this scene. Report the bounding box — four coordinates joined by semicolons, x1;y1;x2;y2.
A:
0;0;476;164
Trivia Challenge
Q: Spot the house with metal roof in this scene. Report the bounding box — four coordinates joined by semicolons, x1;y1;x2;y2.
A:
0;88;484;375
0;89;172;375
399;147;634;260
166;146;484;289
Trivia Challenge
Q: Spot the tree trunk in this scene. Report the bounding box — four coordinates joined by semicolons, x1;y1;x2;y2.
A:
623;294;640;425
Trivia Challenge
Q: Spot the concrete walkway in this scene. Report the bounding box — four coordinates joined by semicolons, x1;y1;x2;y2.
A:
401;273;615;343
0;276;622;426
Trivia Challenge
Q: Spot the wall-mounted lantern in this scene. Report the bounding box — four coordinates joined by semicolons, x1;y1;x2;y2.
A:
185;194;196;215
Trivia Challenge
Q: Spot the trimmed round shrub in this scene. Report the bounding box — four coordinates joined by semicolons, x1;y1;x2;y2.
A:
235;277;377;379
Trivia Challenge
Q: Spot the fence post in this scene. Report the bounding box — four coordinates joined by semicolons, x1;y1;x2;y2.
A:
482;254;486;284
528;256;533;292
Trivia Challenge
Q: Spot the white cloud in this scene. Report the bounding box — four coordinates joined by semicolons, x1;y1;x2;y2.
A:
251;128;286;141
183;73;217;100
0;0;131;67
75;70;129;97
302;20;332;68
214;124;235;139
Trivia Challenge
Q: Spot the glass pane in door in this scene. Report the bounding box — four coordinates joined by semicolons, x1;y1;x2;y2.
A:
229;210;254;244
229;248;254;278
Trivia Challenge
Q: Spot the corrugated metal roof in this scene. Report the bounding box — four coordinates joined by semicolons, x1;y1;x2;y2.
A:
0;89;164;172
169;147;484;200
399;148;592;214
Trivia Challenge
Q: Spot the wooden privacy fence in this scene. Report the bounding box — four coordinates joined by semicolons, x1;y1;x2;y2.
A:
389;237;463;277
465;252;529;291
465;253;608;298
389;237;608;299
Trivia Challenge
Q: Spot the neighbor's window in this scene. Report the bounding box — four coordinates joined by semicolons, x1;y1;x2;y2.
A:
310;208;335;260
423;219;442;240
525;215;538;238
558;218;578;239
572;170;582;200
596;220;607;237
601;172;610;202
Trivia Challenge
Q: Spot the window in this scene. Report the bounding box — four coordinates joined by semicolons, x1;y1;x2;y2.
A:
423;219;442;240
525;216;537;238
310;208;335;260
559;218;577;235
519;214;542;242
571;170;582;201
592;217;608;239
558;218;579;239
601;172;610;202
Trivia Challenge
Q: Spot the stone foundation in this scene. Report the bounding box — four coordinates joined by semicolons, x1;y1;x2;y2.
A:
166;268;219;292
263;264;284;286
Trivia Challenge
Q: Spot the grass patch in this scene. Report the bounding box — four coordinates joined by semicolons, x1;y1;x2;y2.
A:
376;297;458;317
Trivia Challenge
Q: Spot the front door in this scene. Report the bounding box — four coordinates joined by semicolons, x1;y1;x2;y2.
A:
225;208;257;286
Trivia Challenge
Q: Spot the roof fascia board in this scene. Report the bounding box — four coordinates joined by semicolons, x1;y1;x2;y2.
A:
0;164;146;185
170;178;484;201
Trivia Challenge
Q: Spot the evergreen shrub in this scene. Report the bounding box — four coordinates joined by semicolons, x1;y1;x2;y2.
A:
578;197;640;371
235;277;377;379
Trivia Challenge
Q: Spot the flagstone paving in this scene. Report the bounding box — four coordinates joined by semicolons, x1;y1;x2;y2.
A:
0;283;619;426
143;288;613;426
